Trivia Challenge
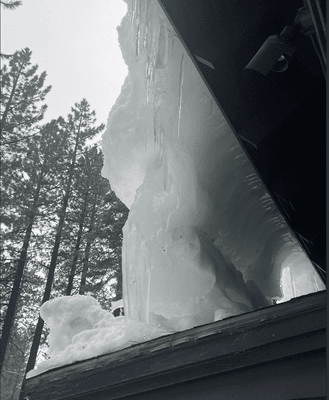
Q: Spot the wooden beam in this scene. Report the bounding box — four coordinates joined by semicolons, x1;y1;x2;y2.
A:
24;291;326;400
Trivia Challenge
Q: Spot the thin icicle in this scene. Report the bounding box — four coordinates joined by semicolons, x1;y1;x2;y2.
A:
135;23;141;62
131;0;138;24
155;16;168;68
177;53;185;138
146;61;155;105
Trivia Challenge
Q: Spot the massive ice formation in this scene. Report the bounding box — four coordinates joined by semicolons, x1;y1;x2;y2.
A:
102;0;324;332
25;0;325;380
26;295;169;378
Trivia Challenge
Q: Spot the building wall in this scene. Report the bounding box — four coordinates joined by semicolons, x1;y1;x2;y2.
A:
128;351;326;400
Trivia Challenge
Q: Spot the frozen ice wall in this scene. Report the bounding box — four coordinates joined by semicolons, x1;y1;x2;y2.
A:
102;0;325;331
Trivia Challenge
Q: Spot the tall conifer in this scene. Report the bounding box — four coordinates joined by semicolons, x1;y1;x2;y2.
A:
0;121;62;376
0;48;51;144
24;100;104;373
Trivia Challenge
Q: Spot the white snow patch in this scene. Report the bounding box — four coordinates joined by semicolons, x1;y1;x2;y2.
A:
111;298;124;310
26;295;170;378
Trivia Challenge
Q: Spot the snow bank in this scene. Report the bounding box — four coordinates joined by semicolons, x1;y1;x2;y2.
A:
26;295;170;378
102;0;324;331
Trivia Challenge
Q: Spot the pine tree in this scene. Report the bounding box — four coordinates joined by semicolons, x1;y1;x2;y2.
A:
0;320;30;400
0;48;51;144
65;148;96;295
78;199;97;295
24;100;105;374
98;190;129;301
0;1;22;10
78;160;105;297
76;182;128;308
51;145;128;305
0;120;62;377
52;145;116;297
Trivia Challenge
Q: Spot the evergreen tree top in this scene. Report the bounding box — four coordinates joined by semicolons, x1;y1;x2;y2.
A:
1;48;51;141
0;1;22;10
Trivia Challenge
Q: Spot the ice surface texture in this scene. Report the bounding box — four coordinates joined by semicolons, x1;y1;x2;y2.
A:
26;295;169;378
102;0;324;332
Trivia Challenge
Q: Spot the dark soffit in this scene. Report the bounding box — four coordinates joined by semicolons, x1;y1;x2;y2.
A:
157;0;327;277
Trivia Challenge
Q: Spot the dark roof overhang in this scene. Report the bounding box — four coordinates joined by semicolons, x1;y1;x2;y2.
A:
158;0;326;279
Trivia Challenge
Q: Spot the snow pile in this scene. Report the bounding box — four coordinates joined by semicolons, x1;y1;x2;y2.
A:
102;0;324;332
26;295;170;378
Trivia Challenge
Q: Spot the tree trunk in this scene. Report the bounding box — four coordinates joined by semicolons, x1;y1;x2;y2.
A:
0;156;47;377
24;126;81;374
79;200;97;295
66;189;89;296
1;56;26;134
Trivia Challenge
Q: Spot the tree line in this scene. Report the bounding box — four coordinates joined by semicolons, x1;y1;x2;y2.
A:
0;47;129;400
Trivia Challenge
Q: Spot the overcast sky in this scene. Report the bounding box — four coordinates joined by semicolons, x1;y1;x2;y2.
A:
1;0;128;127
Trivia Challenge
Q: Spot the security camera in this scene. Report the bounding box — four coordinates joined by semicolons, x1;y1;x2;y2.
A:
244;26;298;76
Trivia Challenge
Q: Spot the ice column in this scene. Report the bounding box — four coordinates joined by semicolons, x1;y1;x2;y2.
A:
102;0;325;332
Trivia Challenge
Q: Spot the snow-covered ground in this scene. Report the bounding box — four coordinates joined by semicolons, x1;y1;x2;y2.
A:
27;0;324;378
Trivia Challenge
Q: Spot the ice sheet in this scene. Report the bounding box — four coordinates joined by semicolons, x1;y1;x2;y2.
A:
102;0;324;331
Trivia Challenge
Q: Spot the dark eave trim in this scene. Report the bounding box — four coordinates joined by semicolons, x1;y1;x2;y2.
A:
24;291;326;400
